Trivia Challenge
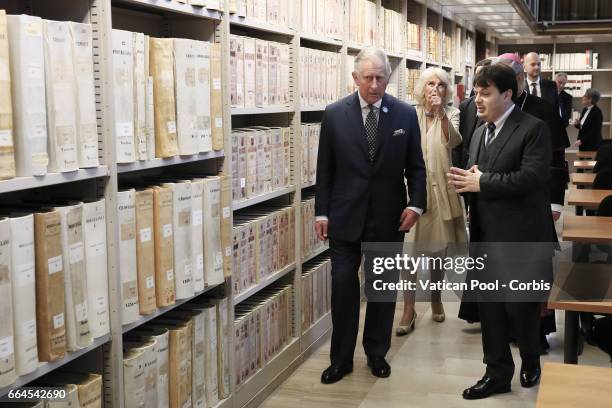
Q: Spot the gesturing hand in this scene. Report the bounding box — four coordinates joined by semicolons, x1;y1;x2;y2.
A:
447;165;483;193
315;220;328;241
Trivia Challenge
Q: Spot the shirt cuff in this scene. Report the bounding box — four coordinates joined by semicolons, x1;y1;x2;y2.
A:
407;207;423;216
551;204;563;214
315;216;329;222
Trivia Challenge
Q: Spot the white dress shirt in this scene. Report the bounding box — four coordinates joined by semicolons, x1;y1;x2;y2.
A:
580;105;593;127
527;77;541;97
316;91;423;222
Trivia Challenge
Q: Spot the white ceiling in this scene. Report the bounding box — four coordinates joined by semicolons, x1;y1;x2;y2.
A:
430;0;533;40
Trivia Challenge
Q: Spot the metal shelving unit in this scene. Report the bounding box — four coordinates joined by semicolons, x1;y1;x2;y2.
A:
0;0;480;406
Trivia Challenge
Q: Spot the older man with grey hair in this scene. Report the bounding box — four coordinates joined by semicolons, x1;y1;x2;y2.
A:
315;47;426;384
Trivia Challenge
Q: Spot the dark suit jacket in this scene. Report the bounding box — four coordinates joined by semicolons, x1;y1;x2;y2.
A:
575;104;604;151
453;96;482;169
559;89;573;128
527;78;570;150
467;107;553;244
517;92;568;206
315;92;427;242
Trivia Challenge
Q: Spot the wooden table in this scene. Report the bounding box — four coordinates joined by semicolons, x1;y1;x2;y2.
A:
563;215;612;243
575;150;598;160
555;222;612;363
570;172;596;188
536;362;612;407
567;188;612;214
573;160;596;172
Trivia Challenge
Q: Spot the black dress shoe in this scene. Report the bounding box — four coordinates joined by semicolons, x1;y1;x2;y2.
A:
520;360;541;388
321;364;353;384
366;356;391;378
462;375;511;400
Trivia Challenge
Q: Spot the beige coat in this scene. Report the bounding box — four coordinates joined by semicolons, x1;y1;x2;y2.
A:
406;106;467;251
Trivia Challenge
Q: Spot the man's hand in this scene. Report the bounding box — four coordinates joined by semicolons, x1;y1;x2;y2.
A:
315;220;328;241
399;208;419;232
447;165;482;193
552;211;561;222
574;139;582;147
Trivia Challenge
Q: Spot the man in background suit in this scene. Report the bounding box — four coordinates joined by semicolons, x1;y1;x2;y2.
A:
556;72;573;128
315;47;427;384
453;58;492;169
524;52;571;151
448;64;554;399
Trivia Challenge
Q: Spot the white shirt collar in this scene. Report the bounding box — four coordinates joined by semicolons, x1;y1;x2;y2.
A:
490;104;516;133
358;91;382;110
527;76;540;86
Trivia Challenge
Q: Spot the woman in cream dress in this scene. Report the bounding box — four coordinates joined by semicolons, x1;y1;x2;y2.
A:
396;67;467;335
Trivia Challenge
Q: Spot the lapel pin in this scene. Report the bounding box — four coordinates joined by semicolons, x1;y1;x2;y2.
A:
382;106;388;113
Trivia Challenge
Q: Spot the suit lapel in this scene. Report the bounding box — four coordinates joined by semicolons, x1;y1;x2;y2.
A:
469;124;485;168
487;108;521;168
345;92;370;162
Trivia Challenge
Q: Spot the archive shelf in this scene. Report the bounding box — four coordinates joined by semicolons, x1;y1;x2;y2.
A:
300;105;327;112
301;179;316;188
299;32;343;47
233;338;300;408
0;334;111;398
231;106;295;115
228;15;295;37
0;166;110;194
112;0;223;20
233;263;296;306
232;185;296;210
117;151;225;173
302;244;330;264
120;281;227;334
301;311;332;353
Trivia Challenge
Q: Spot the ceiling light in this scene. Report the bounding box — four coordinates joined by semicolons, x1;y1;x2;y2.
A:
495;28;516;33
486;21;509;27
480;14;503;20
458;0;486;4
502;33;521;37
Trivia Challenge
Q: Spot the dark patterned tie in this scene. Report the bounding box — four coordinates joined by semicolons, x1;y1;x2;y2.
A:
365;104;378;161
531;82;538;97
485;122;497;147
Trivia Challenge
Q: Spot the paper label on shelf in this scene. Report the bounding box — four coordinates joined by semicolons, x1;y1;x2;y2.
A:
96;295;107;310
215;252;223;267
167;121;177;134
240;178;246;188
222;207;230;219
225;246;232;257
32;152;49;167
166;270;174;281
48;255;63;274
75;302;88;322
22;319;37;341
215;117;223;128
90;241;106;258
0;336;14;358
163;223;172;238
26;63;43;81
184;262;192;277
69;242;84;264
0;130;13;147
213;78;221;90
140;227;152;243
116;121;134;138
17;262;35;287
192;210;203;226
53;313;65;329
146;276;155;289
197;254;204;270
25;20;42;36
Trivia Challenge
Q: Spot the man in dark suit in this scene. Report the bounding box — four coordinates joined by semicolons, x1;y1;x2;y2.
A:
315;47;426;384
453;58;492;169
524;52;571;151
555;72;573;128
448;64;554;399
574;88;604;151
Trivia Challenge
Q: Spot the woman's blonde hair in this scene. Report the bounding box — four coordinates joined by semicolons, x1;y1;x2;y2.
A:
415;67;453;107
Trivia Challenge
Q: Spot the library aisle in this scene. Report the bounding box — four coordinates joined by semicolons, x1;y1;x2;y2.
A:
260;302;608;408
